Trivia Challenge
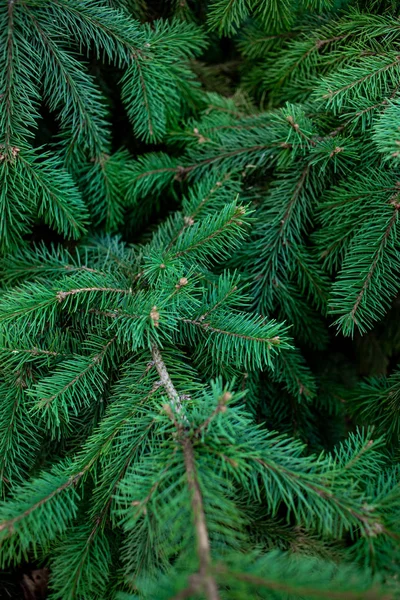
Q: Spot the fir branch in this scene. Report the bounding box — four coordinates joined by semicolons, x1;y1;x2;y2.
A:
4;0;15;149
349;206;399;321
36;338;115;409
56;286;131;302
4;347;64;357
135;145;273;183
151;345;185;417
214;564;392;600
172;205;247;259
321;56;400;102
166;175;232;251
18;152;88;238
180;437;220;600
154;345;220;600
329;198;400;335
182;318;281;345
22;4;108;158
194;391;230;436
280;165;310;232
132;51;154;138
0;470;81;538
67;519;105;599
0;0;39;152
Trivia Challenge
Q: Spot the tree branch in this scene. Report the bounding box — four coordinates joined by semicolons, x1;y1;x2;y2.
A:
213;565;390;600
349;205;400;323
152;344;219;600
151;344;185;417
56;286;131;302
181;437;220;600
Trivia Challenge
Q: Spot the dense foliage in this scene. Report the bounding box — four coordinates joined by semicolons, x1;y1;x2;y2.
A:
1;0;400;598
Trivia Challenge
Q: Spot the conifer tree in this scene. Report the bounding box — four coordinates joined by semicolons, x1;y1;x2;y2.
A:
2;0;400;598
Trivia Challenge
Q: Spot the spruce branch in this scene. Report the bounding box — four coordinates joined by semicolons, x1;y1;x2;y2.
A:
135;144;275;183
280;164;310;232
36;337;115;409
214;564;392;600
349;206;399;321
2;0;28;152
321;56;400;103
4;347;64;357
0;469;82;538
4;0;14;149
56;286;132;302
3;2;400;594
182;318;282;345
152;344;219;600
194;391;230;436
180;437;220;600
166;175;232;251
22;3;108;158
152;344;187;420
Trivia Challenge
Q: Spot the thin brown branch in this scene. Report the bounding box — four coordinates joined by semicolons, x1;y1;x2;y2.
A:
152;345;219;600
56;286;131;302
64;265;100;274
151;345;185;416
181;437;220;600
6;347;65;357
89;307;143;321
194;393;230;437
89;308;119;319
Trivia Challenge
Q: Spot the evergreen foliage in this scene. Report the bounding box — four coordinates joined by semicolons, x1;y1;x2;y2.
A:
2;0;400;598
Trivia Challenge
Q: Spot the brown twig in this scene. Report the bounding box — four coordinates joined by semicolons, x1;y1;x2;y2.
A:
194;392;231;437
151;345;220;600
56;286;131;302
151;345;185;417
